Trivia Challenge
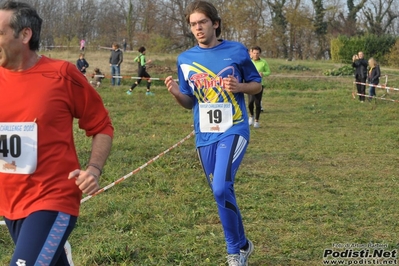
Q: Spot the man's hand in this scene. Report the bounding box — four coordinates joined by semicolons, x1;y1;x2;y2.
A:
68;169;100;195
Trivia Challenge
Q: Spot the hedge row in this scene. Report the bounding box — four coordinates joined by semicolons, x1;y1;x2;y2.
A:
331;34;398;65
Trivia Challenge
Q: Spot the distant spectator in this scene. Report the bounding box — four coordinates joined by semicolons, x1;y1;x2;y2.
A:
76;53;89;75
122;38;127;52
90;68;105;88
352;51;368;102
109;42;123;86
367;58;381;101
80;39;85;51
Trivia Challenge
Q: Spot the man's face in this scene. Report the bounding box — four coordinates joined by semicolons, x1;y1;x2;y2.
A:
358;52;364;59
251;49;261;60
0;10;24;70
189;12;218;48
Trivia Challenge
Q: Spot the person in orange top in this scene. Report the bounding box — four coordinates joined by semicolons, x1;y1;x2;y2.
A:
0;1;113;265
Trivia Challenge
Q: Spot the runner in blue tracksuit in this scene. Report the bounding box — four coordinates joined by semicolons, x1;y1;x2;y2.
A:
164;1;261;265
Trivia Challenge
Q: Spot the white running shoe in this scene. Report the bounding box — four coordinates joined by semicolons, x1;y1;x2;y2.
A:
240;239;254;266
254;121;260;128
226;254;240;266
248;117;253;126
64;241;74;266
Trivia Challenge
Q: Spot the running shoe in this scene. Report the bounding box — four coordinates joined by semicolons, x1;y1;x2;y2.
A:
146;91;154;96
240;239;254;266
226;254;240;266
248;117;253;126
64;241;74;266
254;122;260;128
126;90;132;95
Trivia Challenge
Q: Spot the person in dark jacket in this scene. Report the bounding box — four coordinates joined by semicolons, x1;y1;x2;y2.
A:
76;53;89;75
109;42;123;86
352;51;368;102
367;57;380;101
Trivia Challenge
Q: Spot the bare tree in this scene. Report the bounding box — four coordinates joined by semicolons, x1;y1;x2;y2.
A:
60;0;80;45
95;0;126;46
387;0;399;35
286;0;303;59
158;0;193;49
312;0;328;58
363;0;399;36
211;0;265;45
77;0;98;42
5;0;398;58
343;0;368;36
266;0;289;58
32;0;61;48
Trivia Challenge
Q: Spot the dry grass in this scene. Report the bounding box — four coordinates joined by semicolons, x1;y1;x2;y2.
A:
2;54;399;265
41;48;178;79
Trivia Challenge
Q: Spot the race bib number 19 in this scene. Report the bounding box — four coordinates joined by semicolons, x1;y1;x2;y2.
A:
0;122;38;174
199;103;233;133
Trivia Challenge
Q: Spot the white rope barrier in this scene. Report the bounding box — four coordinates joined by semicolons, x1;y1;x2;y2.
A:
351;92;399;103
354;82;398;92
99;74;353;81
81;130;194;203
0;131;195;226
352;75;399;103
93;75;178;81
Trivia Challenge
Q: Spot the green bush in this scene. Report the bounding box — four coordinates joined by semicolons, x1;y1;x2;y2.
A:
278;65;310;71
331;38;344;63
323;65;353;76
386;39;399;68
364;34;396;64
331;35;397;64
147;33;174;53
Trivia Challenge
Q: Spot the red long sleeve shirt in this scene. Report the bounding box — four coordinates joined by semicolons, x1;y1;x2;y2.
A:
0;56;114;219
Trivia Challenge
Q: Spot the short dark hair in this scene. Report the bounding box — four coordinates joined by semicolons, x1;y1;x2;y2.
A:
185;0;222;37
251;46;262;53
138;46;146;53
0;0;42;51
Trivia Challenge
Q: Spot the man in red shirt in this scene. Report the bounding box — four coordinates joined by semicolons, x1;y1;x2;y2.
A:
0;1;114;265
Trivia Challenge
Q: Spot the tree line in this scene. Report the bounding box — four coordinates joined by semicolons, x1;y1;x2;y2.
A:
8;0;399;60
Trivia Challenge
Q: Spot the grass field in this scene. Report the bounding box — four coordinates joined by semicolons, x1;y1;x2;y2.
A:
1;50;399;265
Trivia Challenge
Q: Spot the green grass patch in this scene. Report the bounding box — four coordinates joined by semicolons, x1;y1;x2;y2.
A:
1;56;399;265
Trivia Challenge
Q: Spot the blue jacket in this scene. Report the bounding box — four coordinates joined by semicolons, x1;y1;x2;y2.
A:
76;58;89;74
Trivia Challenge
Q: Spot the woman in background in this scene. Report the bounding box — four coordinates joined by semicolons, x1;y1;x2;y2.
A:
367;58;380;101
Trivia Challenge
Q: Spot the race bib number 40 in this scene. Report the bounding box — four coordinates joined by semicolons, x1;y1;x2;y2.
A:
199;103;233;133
0;122;38;174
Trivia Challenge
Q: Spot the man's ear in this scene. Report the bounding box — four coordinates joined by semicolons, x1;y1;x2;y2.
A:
20;27;32;45
213;19;219;30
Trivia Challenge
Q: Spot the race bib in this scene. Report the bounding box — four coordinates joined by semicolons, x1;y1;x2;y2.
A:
0;122;38;174
199;103;233;133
